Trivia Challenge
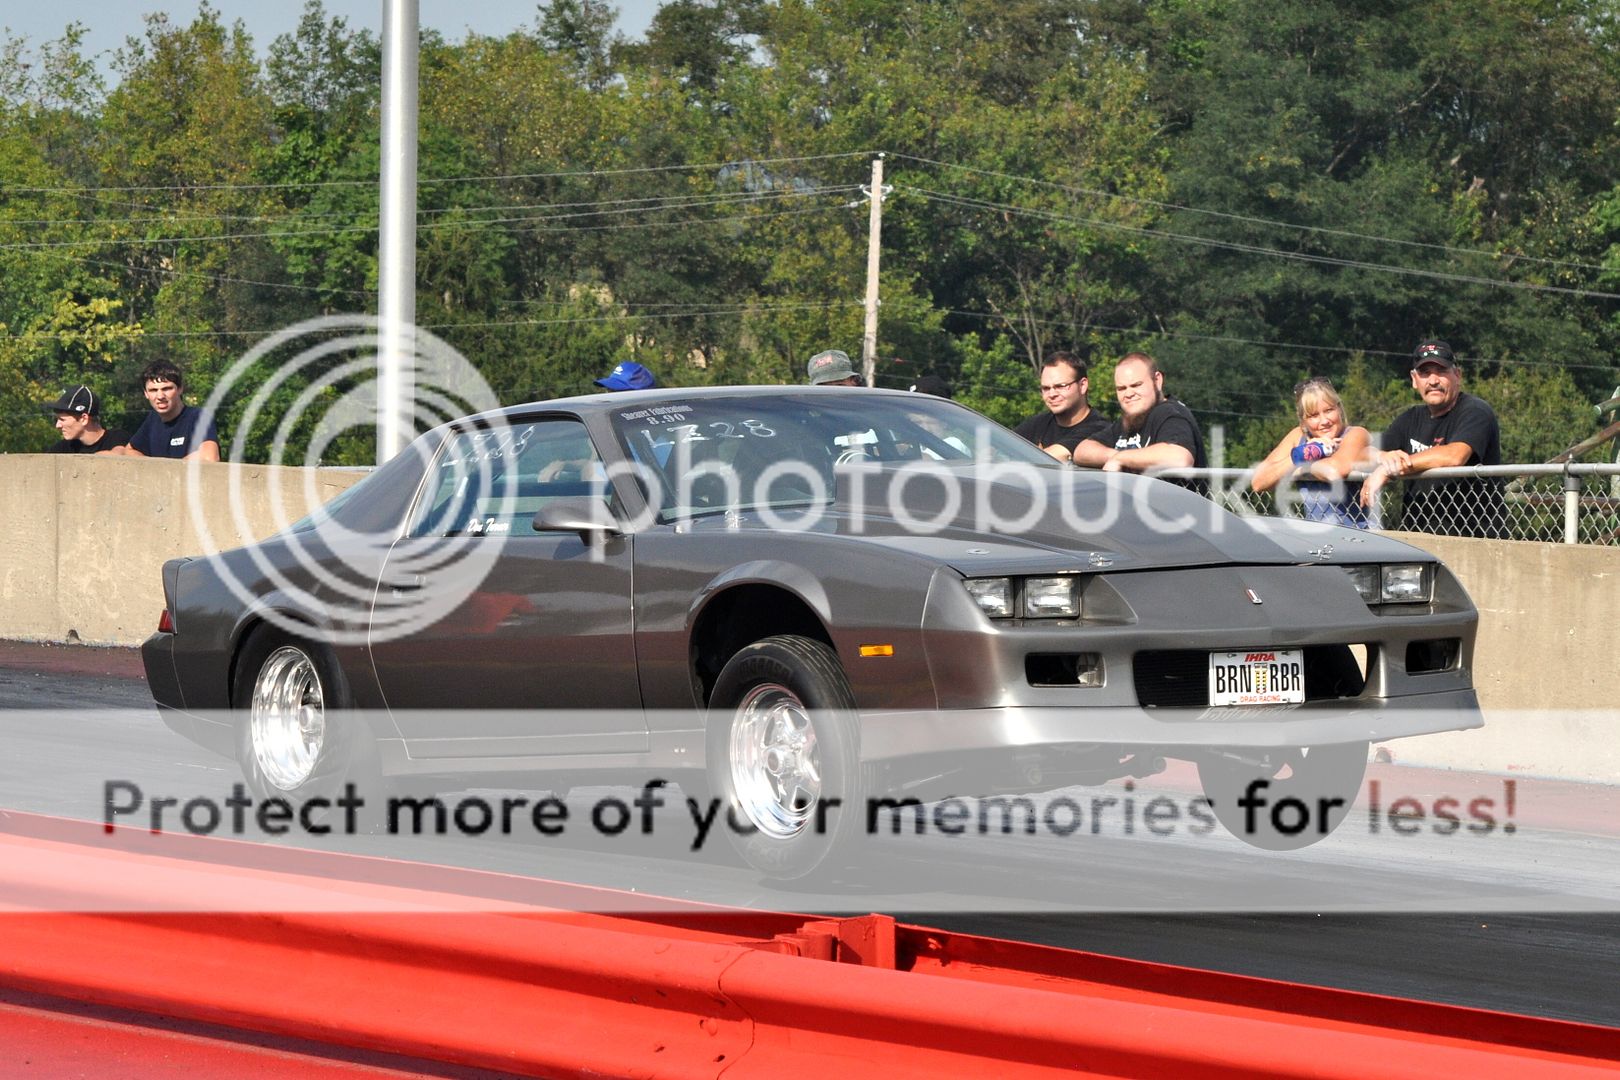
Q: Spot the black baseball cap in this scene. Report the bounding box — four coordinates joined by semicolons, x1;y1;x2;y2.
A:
1411;339;1458;370
908;374;954;399
42;385;98;417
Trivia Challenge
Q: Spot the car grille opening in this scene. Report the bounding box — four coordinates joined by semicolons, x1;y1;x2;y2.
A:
1132;645;1370;708
1406;638;1459;674
1026;653;1103;687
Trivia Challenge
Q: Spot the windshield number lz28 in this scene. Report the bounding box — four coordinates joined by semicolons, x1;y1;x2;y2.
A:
664;420;776;443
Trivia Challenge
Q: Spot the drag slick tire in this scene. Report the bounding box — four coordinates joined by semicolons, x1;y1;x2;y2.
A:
1197;742;1369;851
706;635;869;881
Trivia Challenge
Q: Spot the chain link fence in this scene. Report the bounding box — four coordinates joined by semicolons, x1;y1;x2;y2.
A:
1172;464;1620;545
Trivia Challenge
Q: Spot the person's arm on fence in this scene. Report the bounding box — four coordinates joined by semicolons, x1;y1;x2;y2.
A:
1305;425;1370;482
1250;427;1305;493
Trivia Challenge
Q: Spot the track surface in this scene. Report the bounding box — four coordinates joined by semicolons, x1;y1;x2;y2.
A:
2;642;1617;1026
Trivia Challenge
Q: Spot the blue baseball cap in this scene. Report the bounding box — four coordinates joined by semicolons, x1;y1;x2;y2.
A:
595;361;658;391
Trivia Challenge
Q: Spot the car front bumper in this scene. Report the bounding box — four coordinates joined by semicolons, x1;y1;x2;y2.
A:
858;685;1483;761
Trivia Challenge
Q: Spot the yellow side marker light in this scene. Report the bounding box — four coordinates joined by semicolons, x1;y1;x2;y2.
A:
858;644;894;658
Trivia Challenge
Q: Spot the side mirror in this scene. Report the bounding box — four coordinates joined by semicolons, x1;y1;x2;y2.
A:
531;496;621;544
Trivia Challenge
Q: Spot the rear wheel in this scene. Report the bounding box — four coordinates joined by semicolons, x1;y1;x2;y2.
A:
1198;742;1368;851
233;629;382;829
706;635;867;880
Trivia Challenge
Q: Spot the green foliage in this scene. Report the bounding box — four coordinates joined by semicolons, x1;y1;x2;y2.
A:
956;335;1038;428
1473;363;1595;465
1;0;1616;472
0;296;144;452
536;0;623;88
443;287;639;404
619;0;765;94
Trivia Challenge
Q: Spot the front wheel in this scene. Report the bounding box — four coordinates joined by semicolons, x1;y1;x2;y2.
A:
1198;742;1369;851
706;635;867;880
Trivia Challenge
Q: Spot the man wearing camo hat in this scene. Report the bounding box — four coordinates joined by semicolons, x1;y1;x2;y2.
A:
806;349;862;387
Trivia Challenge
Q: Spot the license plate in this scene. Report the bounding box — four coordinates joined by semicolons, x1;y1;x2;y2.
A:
1208;650;1305;706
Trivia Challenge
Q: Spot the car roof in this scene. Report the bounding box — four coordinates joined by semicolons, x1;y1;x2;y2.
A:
461;384;935;424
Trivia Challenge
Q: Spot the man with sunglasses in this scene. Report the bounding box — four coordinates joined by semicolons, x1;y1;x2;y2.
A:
1014;351;1109;462
1359;339;1504;537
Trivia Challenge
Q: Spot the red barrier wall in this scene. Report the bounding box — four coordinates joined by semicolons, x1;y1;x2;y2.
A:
0;814;1616;1078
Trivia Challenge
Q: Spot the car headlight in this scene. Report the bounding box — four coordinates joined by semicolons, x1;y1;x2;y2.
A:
1343;565;1380;602
1380;563;1431;603
964;577;1013;618
1342;563;1431;604
963;576;1083;619
1024;576;1080;618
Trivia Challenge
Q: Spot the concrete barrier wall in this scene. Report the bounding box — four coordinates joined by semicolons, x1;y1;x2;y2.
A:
1379;532;1619;783
0;457;1614;780
0;456;366;646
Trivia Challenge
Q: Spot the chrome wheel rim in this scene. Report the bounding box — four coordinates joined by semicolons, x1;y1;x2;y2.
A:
729;683;820;839
250;646;325;790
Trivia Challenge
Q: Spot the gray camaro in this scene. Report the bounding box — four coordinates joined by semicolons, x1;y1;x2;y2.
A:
142;386;1482;878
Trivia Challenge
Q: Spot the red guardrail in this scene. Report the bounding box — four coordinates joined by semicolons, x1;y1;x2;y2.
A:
0;811;1616;1078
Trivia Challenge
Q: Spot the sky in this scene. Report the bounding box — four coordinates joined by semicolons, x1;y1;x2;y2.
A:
4;1;664;78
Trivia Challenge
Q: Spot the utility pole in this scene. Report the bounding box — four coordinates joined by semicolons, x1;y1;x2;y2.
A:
377;0;420;463
860;154;888;389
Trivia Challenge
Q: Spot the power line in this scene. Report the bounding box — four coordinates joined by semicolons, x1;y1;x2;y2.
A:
889;153;1614;277
26;250;379;300
0;151;875;195
938;307;1620;376
518;201;857;235
903;186;1620;302
1;185;859;230
0;190;861;250
394;187;859;228
0;300;862;341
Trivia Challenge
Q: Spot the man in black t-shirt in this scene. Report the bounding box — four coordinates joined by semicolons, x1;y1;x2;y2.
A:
1073;353;1208;491
41;385;131;455
109;360;220;461
1360;339;1504;538
1013;351;1110;462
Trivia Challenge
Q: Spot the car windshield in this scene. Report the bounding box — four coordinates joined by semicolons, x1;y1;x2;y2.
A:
285;467;376;533
608;392;1057;522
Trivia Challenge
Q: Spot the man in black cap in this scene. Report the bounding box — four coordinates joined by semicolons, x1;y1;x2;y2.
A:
41;385;131;455
1360;339;1504;537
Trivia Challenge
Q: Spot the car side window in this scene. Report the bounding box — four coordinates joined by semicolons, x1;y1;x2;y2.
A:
408;419;612;539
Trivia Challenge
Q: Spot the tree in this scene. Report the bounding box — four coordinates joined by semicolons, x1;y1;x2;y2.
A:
536;0;622;89
1112;0;1620;452
0;296;144;452
619;0;765;95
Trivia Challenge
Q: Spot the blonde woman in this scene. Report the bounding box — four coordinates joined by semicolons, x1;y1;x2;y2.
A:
1251;378;1372;528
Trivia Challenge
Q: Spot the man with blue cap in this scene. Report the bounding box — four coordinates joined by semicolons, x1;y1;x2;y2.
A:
595;361;658;391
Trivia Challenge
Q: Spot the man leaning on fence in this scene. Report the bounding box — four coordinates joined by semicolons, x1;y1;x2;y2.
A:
1014;350;1109;462
1360;339;1505;538
1073;352;1209;493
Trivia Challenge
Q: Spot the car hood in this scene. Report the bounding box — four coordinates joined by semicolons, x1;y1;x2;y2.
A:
695;466;1423;575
